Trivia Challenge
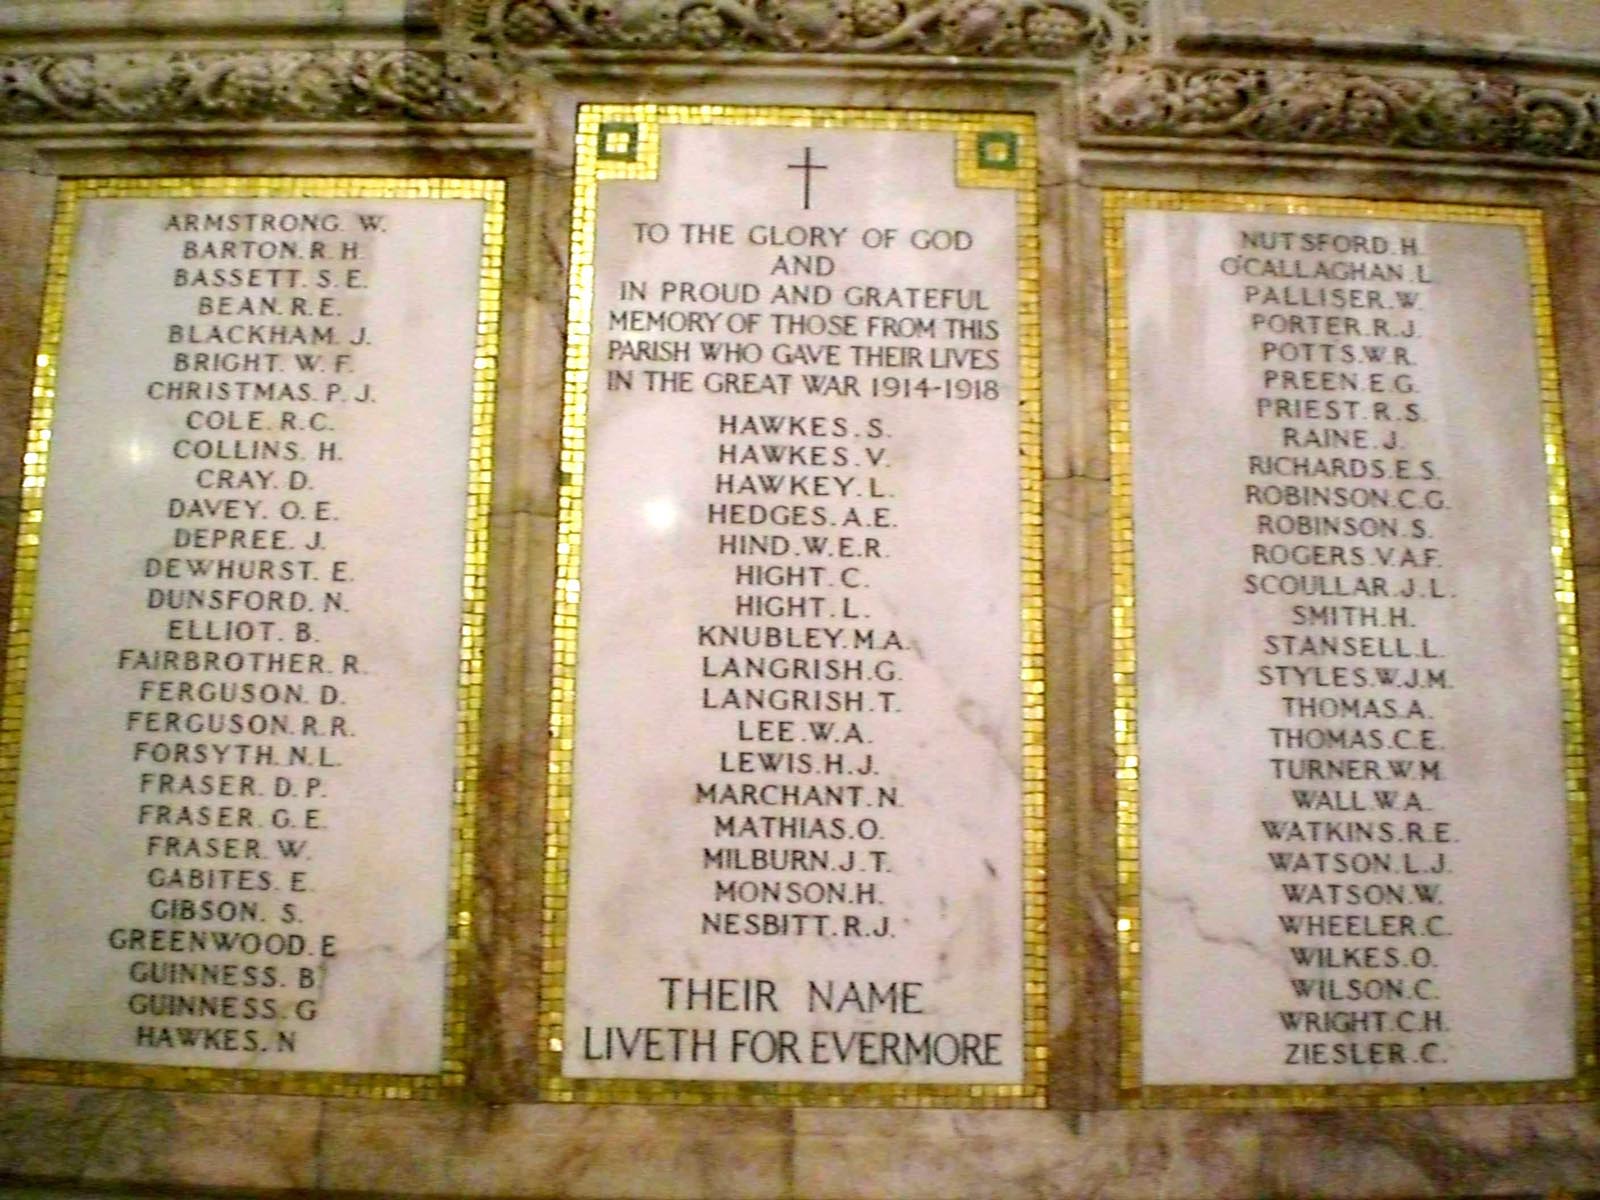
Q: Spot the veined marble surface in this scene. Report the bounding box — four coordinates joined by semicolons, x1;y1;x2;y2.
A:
1125;205;1577;1089
2;193;488;1076
559;117;1030;1091
0;4;1594;1194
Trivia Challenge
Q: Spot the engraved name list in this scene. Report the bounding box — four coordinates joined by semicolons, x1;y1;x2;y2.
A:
1;183;498;1085
1117;197;1584;1096
548;112;1043;1101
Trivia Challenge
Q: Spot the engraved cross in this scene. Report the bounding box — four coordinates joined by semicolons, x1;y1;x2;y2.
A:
787;146;828;210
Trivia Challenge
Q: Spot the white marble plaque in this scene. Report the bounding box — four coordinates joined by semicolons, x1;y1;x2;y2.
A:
0;185;496;1078
555;113;1037;1091
1123;201;1580;1088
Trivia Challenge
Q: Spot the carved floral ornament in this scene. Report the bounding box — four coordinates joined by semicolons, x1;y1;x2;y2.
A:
0;51;516;123
470;0;1148;57
0;2;1148;126
0;50;512;124
2;6;1600;166
1088;63;1600;162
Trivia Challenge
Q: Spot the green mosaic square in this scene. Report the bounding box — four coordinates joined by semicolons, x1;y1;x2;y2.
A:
597;121;640;161
977;130;1019;170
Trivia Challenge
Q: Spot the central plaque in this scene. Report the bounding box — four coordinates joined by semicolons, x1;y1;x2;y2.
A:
541;106;1045;1105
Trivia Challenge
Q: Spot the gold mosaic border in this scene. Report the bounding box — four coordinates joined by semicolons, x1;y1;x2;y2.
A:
540;104;1046;1108
0;176;505;1099
1104;189;1597;1109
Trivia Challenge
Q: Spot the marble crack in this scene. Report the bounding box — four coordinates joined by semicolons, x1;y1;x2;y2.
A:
1143;883;1287;978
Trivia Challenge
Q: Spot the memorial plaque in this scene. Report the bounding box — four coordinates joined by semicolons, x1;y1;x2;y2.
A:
0;179;504;1092
1107;191;1593;1102
542;107;1045;1105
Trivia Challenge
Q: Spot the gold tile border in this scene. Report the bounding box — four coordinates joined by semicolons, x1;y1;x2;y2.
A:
0;176;506;1099
1104;188;1597;1109
540;104;1046;1108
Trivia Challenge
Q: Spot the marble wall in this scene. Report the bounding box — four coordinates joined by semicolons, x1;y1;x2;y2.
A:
0;1;1596;1197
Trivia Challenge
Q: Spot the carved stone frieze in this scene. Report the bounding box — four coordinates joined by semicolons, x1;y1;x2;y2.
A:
470;0;1148;58
4;6;1599;170
1087;63;1600;162
0;1;1150;128
0;50;516;124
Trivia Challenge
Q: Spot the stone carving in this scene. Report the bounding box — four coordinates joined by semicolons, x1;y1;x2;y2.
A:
1088;63;1600;161
0;1;1150;126
5;9;1599;166
0;50;515;123
472;0;1148;58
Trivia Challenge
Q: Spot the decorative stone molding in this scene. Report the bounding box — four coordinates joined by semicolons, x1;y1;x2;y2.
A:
1087;62;1600;162
470;0;1148;59
0;50;516;124
0;2;1149;127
